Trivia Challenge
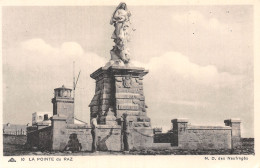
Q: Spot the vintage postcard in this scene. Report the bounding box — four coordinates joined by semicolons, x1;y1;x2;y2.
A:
0;0;259;168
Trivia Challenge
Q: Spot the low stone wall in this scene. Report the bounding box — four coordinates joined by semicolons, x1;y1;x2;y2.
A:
27;115;241;151
27;130;39;147
153;119;241;150
97;125;121;151
171;118;242;150
178;126;232;149
130;127;154;150
53;124;164;151
27;126;52;149
64;125;121;151
63;125;92;151
38;126;52;150
51;115;156;151
51;116;122;151
51;117;91;151
3;134;27;145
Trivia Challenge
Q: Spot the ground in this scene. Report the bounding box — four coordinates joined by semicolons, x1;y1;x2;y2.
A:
3;138;254;156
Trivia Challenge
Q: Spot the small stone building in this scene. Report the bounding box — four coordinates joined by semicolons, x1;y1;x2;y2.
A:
32;112;52;126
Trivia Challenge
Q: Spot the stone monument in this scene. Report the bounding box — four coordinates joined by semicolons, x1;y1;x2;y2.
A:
89;2;151;129
26;3;243;152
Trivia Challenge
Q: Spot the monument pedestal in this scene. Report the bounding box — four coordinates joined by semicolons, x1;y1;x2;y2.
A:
89;66;151;127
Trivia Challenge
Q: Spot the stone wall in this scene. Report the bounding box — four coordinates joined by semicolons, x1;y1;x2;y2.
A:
52;125;122;151
50;114;156;151
51;115;122;151
28;115;241;151
130;127;154;150
27;126;52;149
97;125;121;151
171;119;233;149
153;118;241;150
27;127;39;148
224;119;242;148
178;127;232;149
38;126;52;150
3;134;27;145
64;125;92;151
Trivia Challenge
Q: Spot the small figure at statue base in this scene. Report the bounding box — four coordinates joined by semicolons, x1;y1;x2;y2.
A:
122;113;130;152
91;114;98;153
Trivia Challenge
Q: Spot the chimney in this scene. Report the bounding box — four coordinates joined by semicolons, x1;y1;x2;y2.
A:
44;114;49;121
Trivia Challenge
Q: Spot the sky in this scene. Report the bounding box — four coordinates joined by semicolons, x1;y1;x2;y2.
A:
2;5;254;137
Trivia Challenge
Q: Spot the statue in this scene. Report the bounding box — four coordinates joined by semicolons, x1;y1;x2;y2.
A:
108;2;134;66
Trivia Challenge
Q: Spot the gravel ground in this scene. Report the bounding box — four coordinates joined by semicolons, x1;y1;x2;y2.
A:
3;138;254;156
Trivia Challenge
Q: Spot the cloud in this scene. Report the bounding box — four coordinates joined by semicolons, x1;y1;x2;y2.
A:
3;38;106;122
137;52;241;88
132;51;244;123
20;39;84;59
61;42;84;56
172;10;227;33
6;39;242;108
135;51;251;136
11;38;105;70
3;39;251;137
20;38;57;55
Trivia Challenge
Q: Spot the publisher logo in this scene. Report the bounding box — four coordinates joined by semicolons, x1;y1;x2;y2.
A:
8;158;16;162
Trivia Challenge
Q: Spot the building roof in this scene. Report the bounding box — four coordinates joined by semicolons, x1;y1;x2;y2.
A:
54;85;72;91
33;111;52;115
3;123;27;131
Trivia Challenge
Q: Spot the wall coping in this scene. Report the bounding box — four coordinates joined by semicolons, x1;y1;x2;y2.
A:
224;118;241;126
66;124;90;129
66;124;122;129
229;118;241;123
36;122;51;126
90;66;149;79
38;126;52;131
130;127;153;130
51;114;67;120
171;118;189;123
187;126;232;130
98;125;121;129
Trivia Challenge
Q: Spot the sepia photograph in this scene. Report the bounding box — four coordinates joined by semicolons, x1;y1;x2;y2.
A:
1;1;259;168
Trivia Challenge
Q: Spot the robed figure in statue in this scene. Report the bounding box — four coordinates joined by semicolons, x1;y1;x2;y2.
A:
107;2;134;67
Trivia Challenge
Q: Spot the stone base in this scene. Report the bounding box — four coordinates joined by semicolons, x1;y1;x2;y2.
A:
89;65;151;127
